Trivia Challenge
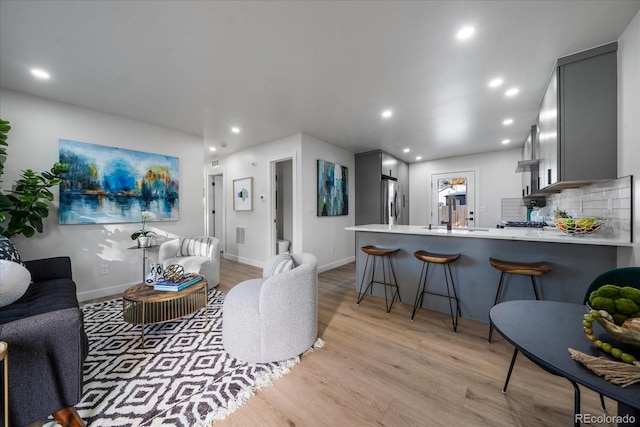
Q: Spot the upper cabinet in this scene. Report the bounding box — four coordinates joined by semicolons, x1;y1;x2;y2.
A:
381;152;399;178
537;42;618;190
519;125;537;197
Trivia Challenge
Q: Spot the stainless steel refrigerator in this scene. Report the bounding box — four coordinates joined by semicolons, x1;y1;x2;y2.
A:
382;178;401;225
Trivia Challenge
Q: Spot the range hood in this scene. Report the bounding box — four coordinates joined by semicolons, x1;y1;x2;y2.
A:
515;159;539;173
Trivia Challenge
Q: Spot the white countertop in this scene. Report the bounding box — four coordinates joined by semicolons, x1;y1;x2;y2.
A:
345;224;633;247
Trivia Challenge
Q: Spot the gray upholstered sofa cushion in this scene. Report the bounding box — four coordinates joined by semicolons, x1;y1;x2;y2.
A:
222;253;318;363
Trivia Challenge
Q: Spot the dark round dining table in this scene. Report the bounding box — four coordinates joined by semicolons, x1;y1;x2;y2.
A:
490;300;639;426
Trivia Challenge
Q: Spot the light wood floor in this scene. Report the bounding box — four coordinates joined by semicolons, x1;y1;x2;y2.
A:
83;258;616;426
213;258;616;427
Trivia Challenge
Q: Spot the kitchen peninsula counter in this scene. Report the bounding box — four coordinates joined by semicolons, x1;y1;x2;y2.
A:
345;224;632;247
346;224;630;324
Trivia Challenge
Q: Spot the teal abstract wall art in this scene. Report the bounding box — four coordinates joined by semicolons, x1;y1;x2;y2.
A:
59;139;179;224
317;159;348;216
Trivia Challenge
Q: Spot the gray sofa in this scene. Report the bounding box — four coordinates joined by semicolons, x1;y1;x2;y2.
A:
222;253;318;363
0;256;89;426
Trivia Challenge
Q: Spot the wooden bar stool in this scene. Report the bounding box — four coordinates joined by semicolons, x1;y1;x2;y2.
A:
357;245;401;313
411;250;461;332
487;257;553;342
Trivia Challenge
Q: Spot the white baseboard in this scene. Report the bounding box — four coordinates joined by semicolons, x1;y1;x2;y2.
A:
223;253;264;269
318;256;355;273
224;253;354;273
78;281;138;303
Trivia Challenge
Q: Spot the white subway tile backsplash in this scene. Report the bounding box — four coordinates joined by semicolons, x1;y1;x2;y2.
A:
546;176;632;242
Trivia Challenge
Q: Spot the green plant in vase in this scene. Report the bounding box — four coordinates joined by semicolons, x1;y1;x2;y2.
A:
131;211;157;247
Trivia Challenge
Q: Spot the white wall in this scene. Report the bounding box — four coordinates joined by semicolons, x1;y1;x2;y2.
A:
301;134;355;271
212;134;302;266
617;9;640;267
0;89;206;301
211;133;355;271
409;148;523;228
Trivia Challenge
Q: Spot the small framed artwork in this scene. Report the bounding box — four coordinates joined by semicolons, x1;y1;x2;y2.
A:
233;177;253;211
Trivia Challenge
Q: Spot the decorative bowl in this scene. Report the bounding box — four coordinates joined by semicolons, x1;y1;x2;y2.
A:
589;309;640;348
554;217;604;235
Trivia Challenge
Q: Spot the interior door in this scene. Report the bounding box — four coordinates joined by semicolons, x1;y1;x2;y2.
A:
431;171;475;228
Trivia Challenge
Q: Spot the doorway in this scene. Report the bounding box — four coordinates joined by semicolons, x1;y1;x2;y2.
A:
271;158;293;257
207;174;225;252
431;171;476;228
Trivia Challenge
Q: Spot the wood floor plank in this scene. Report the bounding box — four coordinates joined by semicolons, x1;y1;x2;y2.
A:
91;258;619;426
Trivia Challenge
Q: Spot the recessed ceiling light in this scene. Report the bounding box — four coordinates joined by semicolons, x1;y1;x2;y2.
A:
502;139;511;144
489;78;503;88
505;88;519;97
30;68;50;79
403;148;410;153
209;147;216;152
381;109;393;119
231;127;240;133
503;118;513;126
416;156;422;161
456;26;475;40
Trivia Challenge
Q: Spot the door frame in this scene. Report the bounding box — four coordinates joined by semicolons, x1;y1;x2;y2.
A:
269;153;297;258
430;169;478;228
206;172;225;252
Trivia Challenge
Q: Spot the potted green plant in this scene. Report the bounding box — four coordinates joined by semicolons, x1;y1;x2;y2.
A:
131;211;157;247
0;118;69;238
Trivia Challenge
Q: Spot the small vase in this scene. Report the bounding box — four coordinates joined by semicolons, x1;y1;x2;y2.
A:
137;236;151;248
145;263;164;284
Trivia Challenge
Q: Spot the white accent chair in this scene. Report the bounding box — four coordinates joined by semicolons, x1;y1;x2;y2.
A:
223;253;318;363
158;236;220;287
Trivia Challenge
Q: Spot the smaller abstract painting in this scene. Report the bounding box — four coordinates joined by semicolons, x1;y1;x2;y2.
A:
317;159;348;216
233;177;253;211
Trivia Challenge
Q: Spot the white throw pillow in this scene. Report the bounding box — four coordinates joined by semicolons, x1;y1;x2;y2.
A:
0;259;32;307
270;254;294;276
177;237;213;258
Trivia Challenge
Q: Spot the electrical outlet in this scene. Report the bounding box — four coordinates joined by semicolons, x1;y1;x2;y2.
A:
100;264;109;275
330;247;334;254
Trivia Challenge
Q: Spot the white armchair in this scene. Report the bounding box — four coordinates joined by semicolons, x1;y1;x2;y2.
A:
158;236;220;287
222;253;318;363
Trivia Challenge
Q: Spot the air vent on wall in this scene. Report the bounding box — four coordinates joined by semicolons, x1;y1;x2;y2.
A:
211;159;220;168
236;227;246;245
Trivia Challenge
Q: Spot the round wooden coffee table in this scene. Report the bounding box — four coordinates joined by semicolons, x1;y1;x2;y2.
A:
122;276;208;346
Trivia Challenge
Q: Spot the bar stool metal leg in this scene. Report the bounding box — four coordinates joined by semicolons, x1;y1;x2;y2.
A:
488;272;506;342
411;262;430;320
383;254;401;313
530;276;541;300
443;263;460;332
357;254;373;304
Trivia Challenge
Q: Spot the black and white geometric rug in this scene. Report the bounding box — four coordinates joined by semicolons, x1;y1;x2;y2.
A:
44;290;318;426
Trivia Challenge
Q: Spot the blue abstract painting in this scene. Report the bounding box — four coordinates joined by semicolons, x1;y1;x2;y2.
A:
59;139;179;224
317;159;348;216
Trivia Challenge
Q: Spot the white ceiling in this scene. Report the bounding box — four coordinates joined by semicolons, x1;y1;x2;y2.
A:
1;1;639;163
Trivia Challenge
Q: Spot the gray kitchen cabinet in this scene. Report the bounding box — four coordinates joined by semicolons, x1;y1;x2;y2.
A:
381;152;398;178
355;150;409;225
521;127;534;197
537;42;617;190
397;158;409;224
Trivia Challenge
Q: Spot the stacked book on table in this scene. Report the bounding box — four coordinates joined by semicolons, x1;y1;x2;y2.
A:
153;274;203;292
